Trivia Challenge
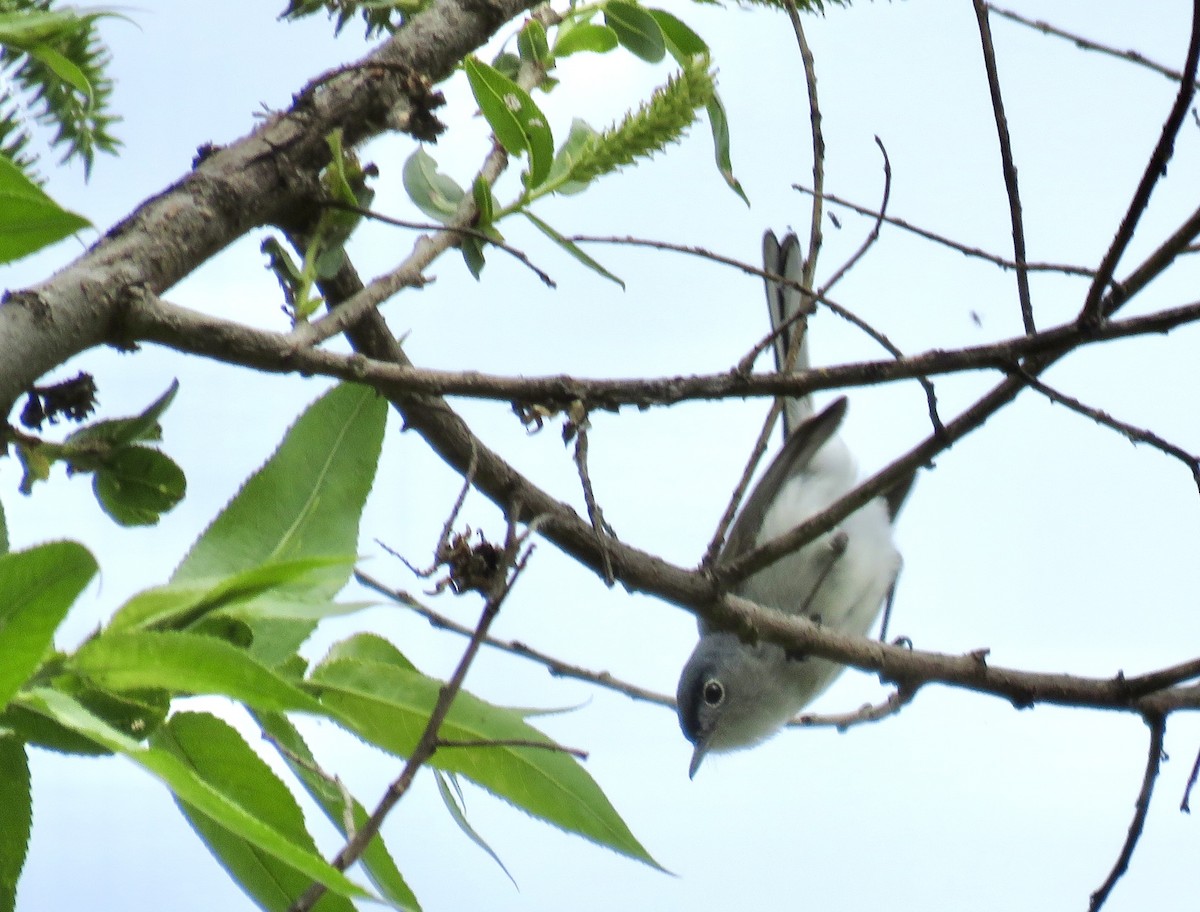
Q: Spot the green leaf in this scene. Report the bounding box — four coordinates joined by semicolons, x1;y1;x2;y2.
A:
402;147;465;223
171;383;386;662
255;711;421;911
69;630;327;715
26;44;92;102
0;153;89;263
0;541;96;709
92;445;187;527
603;0;666;63
543;118;600;196
174;383;384;585
647;8;708;60
463;56;554;188
108;557;355;633
0;500;9;556
0;735;30;912
65;380;180;463
158;712;357;912
516;19;550;68
523;210;625;289
472;174;495;228
0;680;169;757
18;688;372;903
705;93;748;205
319;633;417;672
554;22;619;57
434;770;516;886
309;658;661;870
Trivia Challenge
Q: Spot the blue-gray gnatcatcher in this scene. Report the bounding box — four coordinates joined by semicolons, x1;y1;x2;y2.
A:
676;230;911;778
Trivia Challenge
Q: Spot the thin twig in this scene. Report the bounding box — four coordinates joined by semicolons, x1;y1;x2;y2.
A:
570;411;617;586
1089;713;1167;912
791;683;917;731
288;58;551;353
324;200;556;288
356;570;676;708
289;522;531;912
1181;745;1200;812
782;0;824;288
1021;372;1200;493
792;184;1096;278
437;738;589;759
819;136;892;296
1079;1;1200;323
987;3;1200;88
972;0;1036;333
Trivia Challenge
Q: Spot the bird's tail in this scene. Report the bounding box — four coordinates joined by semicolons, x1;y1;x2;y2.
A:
762;230;814;438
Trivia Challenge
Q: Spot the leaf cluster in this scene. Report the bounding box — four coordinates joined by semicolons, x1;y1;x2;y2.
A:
0;0;120;179
11;380;185;527
0;383;659;912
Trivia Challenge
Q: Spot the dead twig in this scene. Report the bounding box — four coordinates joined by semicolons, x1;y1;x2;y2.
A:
987;4;1200;88
792;184;1096;278
1079;2;1200;323
972;0;1036;333
1020;372;1200;493
1089;713;1167;912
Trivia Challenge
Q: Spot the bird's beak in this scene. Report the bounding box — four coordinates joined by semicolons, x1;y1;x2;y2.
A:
688;742;708;780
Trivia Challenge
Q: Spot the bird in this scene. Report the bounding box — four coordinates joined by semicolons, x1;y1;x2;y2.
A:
676;230;911;778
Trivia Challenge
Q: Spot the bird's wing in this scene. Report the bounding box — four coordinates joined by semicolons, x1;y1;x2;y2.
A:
719;396;849;564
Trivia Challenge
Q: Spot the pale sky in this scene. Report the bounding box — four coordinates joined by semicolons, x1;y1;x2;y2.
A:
7;2;1200;910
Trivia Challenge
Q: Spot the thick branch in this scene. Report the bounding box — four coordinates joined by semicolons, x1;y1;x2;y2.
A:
0;0;540;416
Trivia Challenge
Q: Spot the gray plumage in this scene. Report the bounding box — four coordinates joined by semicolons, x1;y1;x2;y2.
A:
676;230;906;778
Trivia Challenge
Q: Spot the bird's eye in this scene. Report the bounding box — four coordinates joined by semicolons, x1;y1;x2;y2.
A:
703;680;724;706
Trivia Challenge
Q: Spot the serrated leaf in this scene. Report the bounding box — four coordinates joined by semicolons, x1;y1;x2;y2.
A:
0;735;30;912
108;557;354;633
523;210;624;288
92;445;186;527
554;22;619;57
0;541;96;708
0;153;89;263
0;677;169;756
402;147;465;223
171;383;385;662
463;56;554;188
309;658;661;870
158;712;357;912
17;688;372;903
318;633;417;672
70;631;327;715
255;711;421;911
604;0;665;63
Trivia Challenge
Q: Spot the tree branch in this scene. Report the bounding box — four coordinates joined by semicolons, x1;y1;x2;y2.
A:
972;0;1035;333
1089;713;1167;912
1079;0;1200;323
0;0;541;416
